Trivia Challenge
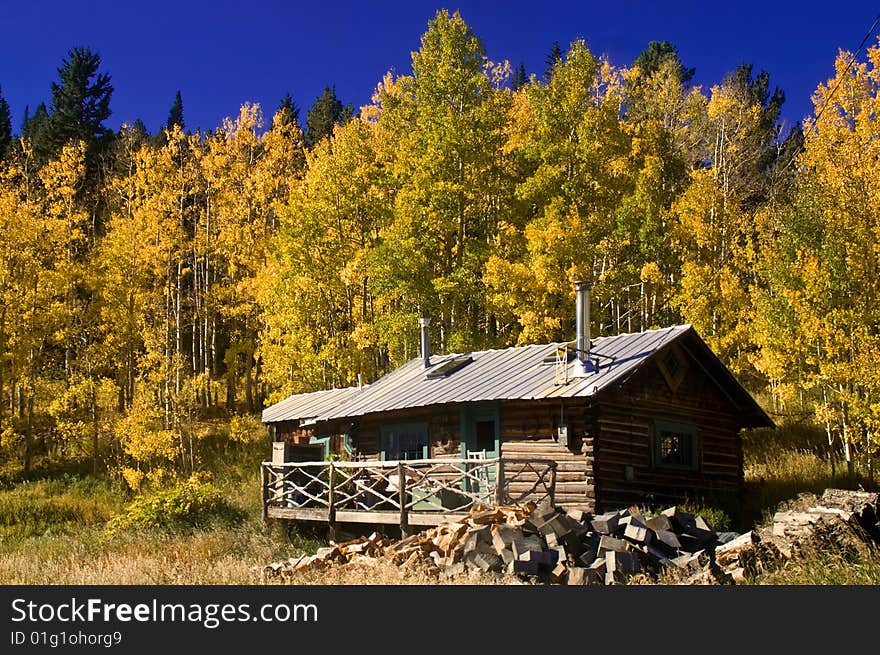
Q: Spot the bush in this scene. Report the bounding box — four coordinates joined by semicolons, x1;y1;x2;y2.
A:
105;474;241;536
0;476;120;538
679;500;732;532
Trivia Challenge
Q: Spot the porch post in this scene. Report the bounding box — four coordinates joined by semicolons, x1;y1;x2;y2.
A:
328;461;337;542
494;457;505;506
398;462;409;536
260;463;268;522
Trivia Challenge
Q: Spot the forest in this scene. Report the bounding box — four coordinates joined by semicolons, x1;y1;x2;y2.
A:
0;10;877;490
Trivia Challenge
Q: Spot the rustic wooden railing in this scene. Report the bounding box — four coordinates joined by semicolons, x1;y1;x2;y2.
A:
261;457;557;531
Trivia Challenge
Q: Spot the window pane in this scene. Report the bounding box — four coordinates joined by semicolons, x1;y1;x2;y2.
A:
383;423;428;460
654;420;697;470
474;420;495;452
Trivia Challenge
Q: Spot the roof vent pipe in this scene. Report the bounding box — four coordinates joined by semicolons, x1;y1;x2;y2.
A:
573;281;594;376
419;318;431;369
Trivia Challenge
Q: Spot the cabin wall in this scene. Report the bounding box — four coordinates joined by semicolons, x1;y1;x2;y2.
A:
592;352;744;512
499;399;595;512
306;400;596;511
346;406;462;460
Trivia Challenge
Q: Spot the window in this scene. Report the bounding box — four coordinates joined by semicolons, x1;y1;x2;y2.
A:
653;420;698;470
309;435;331;459
381;422;428;461
473;420;496;453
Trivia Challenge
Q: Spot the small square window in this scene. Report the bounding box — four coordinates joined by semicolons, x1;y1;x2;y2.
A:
381;423;428;461
653;420;698;470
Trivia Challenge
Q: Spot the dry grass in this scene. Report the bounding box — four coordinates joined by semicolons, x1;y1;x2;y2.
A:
0;525;289;585
748;548;880;585
269;560;519;586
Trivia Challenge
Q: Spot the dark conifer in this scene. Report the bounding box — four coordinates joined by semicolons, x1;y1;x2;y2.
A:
0;84;11;160
511;63;527;91
305;86;353;147
544;42;563;80
47;46;113;155
166;90;184;132
633;41;695;84
277;93;300;126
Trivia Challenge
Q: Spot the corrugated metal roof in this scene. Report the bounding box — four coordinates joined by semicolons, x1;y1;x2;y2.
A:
261;325;694;424
261;386;364;424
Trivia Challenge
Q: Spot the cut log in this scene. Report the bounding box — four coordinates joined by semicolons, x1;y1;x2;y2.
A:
550;562;568;583
591;512;620;535
598;535;630;555
606;550;641;574
646;515;673;533
568;567;588;585
653;529;681;550
624;523;652;544
513;560;540;575
662;506;696;533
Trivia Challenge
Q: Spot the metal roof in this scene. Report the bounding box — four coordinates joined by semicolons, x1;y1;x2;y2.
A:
261;385;364;424
262;325;704;424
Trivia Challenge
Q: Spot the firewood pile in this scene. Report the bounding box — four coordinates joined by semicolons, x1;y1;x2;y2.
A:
716;488;880;580
261;489;879;585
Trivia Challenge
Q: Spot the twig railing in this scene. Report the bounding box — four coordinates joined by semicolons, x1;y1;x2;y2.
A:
261;457;557;527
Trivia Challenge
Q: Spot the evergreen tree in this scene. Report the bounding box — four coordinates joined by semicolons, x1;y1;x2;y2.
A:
544;41;563;80
47;47;114;156
633;41;695;84
305;86;353;147
277;93;300;126
0;85;11;160
511;63;527;91
166;90;184;132
131;118;150;139
21;102;51;159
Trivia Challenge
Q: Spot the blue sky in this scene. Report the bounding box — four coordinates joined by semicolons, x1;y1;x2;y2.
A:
1;1;877;135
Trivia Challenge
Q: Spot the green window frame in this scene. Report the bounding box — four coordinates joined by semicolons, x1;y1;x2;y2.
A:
653;420;699;471
309;435;331;459
380;422;429;461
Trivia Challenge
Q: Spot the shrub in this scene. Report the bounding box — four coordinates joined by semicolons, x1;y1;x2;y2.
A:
679;500;732;532
105;474;240;536
228;414;265;445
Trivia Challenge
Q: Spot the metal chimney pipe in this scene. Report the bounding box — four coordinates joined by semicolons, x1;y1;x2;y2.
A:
574;281;592;375
419;318;431;368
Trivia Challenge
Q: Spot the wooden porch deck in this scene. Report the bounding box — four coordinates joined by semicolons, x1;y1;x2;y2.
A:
261;457;557;532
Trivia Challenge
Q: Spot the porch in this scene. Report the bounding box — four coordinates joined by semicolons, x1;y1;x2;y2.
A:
261;457;557;532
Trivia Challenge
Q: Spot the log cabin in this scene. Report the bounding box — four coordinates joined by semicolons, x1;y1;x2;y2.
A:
260;282;772;530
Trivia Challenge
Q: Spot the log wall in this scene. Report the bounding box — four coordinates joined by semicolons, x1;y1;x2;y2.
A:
592;351;744;512
499;399;594;512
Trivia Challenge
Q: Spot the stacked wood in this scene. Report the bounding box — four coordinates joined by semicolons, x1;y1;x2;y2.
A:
261;503;536;580
261;489;880;585
713;489;880;582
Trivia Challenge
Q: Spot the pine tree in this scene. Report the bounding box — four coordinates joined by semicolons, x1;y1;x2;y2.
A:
544;41;563;80
277;93;300;126
511;63;527;91
47;47;114;156
0;85;11;161
633;41;695;84
305;86;353;147
166;90;184;132
21;102;50;159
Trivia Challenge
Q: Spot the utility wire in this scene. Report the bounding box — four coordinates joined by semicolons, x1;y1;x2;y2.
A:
776;13;880;176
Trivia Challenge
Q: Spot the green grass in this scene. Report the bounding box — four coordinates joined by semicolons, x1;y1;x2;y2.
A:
0;475;122;540
0;437;323;584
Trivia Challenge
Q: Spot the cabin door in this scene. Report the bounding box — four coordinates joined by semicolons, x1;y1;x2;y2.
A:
460;402;500;496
